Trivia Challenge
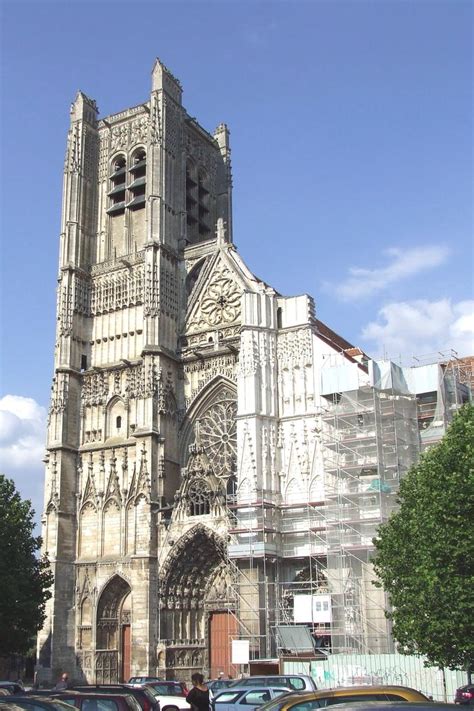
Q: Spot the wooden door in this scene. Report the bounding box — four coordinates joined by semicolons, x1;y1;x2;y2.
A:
121;625;131;682
209;611;239;679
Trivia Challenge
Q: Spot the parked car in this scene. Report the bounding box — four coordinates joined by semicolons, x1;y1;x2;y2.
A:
257;686;431;711
128;682;163;689
0;696;75;711
207;682;236;696
143;684;187;698
0;686;25;696
69;686;159;711
229;677;316;693
212;686;291;711
51;691;142;711
141;695;189;711
303;704;454;711
455;685;474;705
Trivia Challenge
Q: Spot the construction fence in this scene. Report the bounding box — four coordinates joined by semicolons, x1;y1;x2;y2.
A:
282;654;467;703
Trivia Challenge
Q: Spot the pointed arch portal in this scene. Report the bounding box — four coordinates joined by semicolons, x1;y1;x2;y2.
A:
160;525;238;678
96;576;131;683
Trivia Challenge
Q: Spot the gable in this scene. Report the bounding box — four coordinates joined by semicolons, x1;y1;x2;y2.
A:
184;247;269;338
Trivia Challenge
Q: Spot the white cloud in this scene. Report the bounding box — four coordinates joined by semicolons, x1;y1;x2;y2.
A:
361;299;474;362
328;245;450;301
0;395;47;527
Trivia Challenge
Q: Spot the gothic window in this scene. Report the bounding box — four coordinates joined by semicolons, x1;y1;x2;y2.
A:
107;155;126;215
199;398;237;478
186;160;198;242
197;169;210;238
79;502;98;559
102;500;121;557
79;596;93;649
106;398;126;439
127;149;146;210
188;478;211;516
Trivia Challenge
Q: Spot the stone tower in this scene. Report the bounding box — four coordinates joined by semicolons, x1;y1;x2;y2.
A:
39;59;240;682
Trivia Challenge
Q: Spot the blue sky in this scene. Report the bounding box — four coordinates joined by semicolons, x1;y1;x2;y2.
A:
0;0;473;522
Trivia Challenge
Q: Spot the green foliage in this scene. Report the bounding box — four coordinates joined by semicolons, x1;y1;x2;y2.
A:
373;403;474;672
0;475;53;656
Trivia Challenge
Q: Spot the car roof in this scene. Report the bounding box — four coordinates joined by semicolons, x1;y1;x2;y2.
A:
292;686;427;697
0;700;74;710
311;703;456;711
56;692;134;698
216;687;291;694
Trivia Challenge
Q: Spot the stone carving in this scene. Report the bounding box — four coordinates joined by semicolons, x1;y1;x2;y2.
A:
238;331;260;377
110;114;149;152
201;278;240;326
104;451;121;504
111;124;129;151
150;94;162;145
130;116;149;147
74;273;91;315
66;123;81;173
163;96;181;157
277;329;313;368
144;264;159;317
144;358;160;398
98;130;110;182
184;354;237;408
134;445;151;500
91;265;144;316
238;423;257;486
83;127;98;180
187;262;241;334
91;250;144;276
159;263;178;318
82;371;108;407
58;280;73;336
49;373;69;415
126;364;145;400
46;452;59;510
158;371;177;417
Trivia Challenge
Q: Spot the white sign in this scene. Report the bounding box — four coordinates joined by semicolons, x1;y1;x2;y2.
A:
293;594;332;623
232;639;250;664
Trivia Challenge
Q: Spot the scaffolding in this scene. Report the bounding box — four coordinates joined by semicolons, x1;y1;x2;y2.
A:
321;383;420;654
205;356;471;671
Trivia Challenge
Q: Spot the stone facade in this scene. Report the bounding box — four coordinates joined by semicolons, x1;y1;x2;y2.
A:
39;59;469;684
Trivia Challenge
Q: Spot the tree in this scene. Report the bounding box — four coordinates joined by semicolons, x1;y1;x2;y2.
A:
0;475;53;657
372;403;474;676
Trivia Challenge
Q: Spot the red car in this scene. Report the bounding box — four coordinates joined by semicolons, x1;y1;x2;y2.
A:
455;685;474;705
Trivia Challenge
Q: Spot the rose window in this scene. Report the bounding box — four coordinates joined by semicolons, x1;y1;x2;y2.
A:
199;399;237;478
200;277;241;326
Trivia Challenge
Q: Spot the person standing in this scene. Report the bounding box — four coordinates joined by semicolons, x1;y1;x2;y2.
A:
186;673;210;711
54;673;70;690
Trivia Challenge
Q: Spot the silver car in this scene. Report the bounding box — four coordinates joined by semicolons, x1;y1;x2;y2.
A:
212;687;291;711
229;678;316;693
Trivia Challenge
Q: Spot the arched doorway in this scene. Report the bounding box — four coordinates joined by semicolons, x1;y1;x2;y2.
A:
159;525;237;679
96;576;131;683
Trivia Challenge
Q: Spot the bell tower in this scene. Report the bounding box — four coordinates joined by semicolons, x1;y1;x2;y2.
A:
39;59;233;683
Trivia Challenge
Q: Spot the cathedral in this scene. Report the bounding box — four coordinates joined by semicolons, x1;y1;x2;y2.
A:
38;59;469;685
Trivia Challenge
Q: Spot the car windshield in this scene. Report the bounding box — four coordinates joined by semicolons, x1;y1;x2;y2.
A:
147;685;181;696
